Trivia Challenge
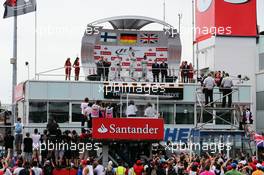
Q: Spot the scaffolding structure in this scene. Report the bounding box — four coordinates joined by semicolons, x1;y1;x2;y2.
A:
195;86;256;155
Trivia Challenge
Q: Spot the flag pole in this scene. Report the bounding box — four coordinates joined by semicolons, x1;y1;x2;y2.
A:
163;0;166;29
34;9;37;79
163;0;166;22
256;142;258;160
12;15;18;126
192;0;195;67
192;0;199;83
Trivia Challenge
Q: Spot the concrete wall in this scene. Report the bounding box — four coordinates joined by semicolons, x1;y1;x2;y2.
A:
24;80;251;103
256;72;264;132
256;35;264;132
214;37;257;82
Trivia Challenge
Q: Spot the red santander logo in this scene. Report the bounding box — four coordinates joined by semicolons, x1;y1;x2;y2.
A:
92;118;164;141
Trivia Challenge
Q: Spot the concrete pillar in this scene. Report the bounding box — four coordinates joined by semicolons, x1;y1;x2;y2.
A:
102;143;109;167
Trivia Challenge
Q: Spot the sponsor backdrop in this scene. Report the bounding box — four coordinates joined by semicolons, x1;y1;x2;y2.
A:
81;28;182;77
94;45;168;71
92;118;164;141
196;0;257;42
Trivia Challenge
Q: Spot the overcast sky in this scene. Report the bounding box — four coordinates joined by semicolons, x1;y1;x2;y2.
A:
0;0;264;104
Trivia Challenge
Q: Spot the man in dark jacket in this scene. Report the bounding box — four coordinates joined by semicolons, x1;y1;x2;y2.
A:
103;58;111;81
152;59;160;82
4;130;14;157
182;61;189;83
23;132;33;162
96;57;104;81
160;61;168;82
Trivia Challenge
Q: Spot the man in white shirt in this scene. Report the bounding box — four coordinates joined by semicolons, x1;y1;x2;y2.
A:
31;161;43;175
84;103;93;128
221;73;233;107
86;158;94;175
203;73;216;107
13;161;24;175
81;97;89;127
32;128;41;161
144;103;157;118
126;101;137;117
94;161;105;175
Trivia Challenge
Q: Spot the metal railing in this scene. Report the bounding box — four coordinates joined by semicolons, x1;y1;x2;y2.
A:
34;66;199;83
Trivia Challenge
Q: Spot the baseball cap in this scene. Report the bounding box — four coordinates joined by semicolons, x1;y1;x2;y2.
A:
81;159;87;166
231;163;237;168
256;163;262;168
239;160;247;165
227;165;233;171
136;160;141;165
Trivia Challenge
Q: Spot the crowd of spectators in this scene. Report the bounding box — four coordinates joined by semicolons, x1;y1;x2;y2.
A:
2;145;264;175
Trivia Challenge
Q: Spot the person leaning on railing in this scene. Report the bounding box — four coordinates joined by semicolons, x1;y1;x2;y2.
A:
203;73;216;107
220;73;233;108
144;103;157;118
126;100;137;117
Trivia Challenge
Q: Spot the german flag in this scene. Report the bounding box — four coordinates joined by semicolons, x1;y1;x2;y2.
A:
120;33;137;45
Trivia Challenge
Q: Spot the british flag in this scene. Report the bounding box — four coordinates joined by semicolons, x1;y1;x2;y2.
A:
140;33;159;44
254;133;264;147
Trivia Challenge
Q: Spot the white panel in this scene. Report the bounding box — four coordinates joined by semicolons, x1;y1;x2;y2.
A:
28;82;48;100
198;46;215;70
70;83;104;101
256;110;264;132
256;73;264;92
47;82;71;100
214;37;257;83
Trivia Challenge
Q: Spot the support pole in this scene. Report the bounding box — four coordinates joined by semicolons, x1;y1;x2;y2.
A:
192;0;195;66
102;143;109;167
196;43;199;83
163;0;166;22
11;15;18;126
34;10;37;79
178;13;182;35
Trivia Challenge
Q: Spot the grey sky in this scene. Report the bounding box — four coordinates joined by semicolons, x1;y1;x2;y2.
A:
0;0;263;104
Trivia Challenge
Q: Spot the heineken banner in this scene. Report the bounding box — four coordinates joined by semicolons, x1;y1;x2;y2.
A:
3;0;36;18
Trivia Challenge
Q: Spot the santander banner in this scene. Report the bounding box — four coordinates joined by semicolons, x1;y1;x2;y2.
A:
92;118;164;141
196;0;257;42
